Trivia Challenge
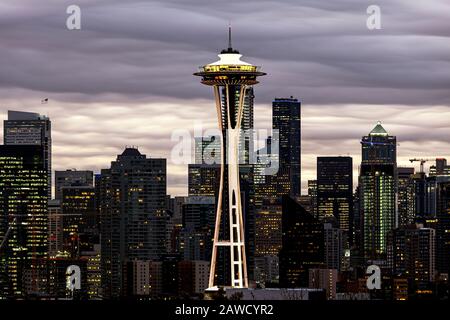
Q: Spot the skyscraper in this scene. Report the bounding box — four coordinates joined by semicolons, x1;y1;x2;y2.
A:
188;164;221;197
48;199;63;257
3;110;51;199
388;224;435;290
308;180;318;218
324;223;345;271
254;199;282;286
430;158;450;177
435;177;450;276
61;185;97;256
194;28;265;289
397;167;415;227
194;136;221;165
181;196;215;261
55;169;94;200
279;195;324;287
272;97;301;199
0;145;48;298
317;156;353;234
99;147;167;298
359;121;397;261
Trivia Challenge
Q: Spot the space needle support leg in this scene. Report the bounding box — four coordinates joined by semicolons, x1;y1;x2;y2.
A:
208;85;225;289
227;84;248;288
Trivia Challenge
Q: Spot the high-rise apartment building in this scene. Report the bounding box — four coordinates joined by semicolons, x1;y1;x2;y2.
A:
99;147;167;298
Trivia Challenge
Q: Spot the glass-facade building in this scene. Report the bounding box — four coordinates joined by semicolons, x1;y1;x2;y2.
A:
317;157;353;234
0;145;48;298
359;122;396;261
272;97;301;199
4;111;51;199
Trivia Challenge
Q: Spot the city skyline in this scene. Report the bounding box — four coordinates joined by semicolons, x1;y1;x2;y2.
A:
1;0;450;196
1;1;450;303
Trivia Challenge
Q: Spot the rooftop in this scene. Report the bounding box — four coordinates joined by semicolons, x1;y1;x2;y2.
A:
369;121;388;136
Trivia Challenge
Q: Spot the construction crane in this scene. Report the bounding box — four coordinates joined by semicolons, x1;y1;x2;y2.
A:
409;158;434;173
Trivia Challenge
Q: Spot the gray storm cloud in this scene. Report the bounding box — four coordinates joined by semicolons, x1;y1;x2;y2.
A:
0;0;449;195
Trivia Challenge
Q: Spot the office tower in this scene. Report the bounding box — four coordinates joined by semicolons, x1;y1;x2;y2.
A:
435;177;450;276
239;87;254;164
388;224;435;289
55;169;94;200
359;122;397;261
194;136;221;165
324;223;345;271
430;158;450;177
81;244;101;299
48;199;63;257
3;110;51;198
279;196;324;288
352;186;362;247
255;201;282;258
166;196;187;254
317;157;353;234
308;180;318;218
194;28;265;289
99;147;167;298
410;172;427;219
0;145;47;298
188;164;221;197
397;167;415;227
61;186;96;256
309;268;338;300
254;200;282;285
272;97;301;199
181;196;215;261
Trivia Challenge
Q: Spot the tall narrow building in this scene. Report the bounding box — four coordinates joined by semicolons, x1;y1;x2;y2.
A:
0;145;48;298
359;122;397;261
272;97;301;199
99;147;167;298
3;110;51;199
307;180;318;218
397;167;415;227
316;156;353;235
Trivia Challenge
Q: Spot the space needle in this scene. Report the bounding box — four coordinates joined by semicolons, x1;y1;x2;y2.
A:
194;27;265;289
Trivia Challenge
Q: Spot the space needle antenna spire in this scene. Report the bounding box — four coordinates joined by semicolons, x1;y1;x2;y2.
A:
228;24;232;50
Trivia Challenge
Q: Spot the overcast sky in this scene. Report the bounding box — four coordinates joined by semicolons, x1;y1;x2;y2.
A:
1;0;449;195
